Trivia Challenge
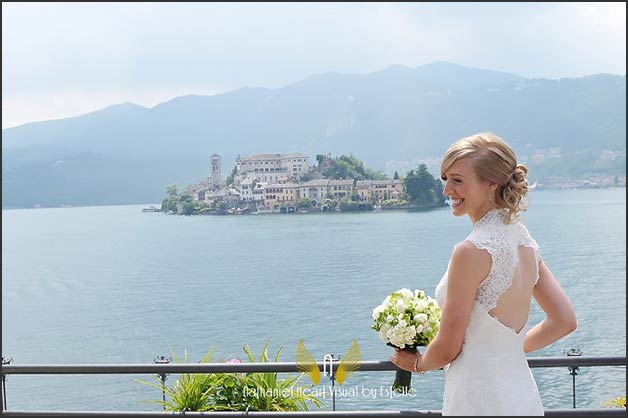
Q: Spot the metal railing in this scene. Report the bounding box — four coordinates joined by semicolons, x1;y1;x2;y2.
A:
1;355;625;416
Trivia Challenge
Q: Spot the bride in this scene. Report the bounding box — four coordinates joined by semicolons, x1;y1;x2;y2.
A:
390;132;577;416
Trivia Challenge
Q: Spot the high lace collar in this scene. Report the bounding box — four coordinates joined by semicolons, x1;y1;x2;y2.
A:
473;207;507;228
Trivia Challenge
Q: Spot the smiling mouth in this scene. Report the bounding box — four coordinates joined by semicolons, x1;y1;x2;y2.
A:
450;198;464;207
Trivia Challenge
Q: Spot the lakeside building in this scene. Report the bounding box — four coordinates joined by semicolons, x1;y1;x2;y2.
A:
297;179;331;203
328;179;355;199
234;153;310;184
263;182;300;210
185;152;407;211
239;177;256;203
251;182;267;207
356;179;404;202
185;181;241;207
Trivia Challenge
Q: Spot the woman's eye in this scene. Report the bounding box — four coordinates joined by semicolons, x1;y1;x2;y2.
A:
453;179;462;184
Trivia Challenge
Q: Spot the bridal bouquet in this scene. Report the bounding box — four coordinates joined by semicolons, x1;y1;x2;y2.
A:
371;288;441;393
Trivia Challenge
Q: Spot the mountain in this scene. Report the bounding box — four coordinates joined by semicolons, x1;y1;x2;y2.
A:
2;62;626;208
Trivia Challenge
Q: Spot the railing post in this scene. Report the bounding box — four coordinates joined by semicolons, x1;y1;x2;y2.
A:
1;356;13;412
323;354;339;411
564;348;583;408
153;356;171;410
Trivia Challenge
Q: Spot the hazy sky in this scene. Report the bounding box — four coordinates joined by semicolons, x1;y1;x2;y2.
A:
2;2;626;129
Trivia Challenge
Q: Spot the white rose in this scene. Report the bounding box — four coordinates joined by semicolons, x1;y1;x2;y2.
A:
416;300;428;310
400;288;414;299
414;313;428;324
396;300;406;312
372;305;386;320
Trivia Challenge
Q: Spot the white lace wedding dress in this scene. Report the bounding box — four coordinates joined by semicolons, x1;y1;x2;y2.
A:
434;208;545;416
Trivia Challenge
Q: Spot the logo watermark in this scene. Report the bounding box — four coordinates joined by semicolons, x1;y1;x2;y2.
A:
242;385;418;400
296;339;361;385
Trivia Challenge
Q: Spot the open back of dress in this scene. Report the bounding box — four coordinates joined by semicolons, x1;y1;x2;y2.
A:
490;245;539;334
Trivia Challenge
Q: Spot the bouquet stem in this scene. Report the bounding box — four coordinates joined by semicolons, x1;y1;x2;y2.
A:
392;347;417;394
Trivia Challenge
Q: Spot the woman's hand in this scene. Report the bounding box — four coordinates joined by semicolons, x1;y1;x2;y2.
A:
389;348;420;372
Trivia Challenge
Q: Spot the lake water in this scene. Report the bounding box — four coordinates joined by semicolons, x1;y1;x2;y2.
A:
2;188;626;412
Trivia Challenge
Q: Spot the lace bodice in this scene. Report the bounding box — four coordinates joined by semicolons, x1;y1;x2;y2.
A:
466;208;541;311
433;208;545;415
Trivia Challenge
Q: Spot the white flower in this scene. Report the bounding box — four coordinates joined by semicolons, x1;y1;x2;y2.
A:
372;288;442;349
404;325;417;339
414;313;428;324
372;305;386;320
396;300;406;312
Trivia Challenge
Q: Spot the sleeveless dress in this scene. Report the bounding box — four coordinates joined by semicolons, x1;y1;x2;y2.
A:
434;208;545;416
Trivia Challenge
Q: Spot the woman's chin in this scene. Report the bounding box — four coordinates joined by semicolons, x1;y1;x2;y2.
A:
451;206;466;217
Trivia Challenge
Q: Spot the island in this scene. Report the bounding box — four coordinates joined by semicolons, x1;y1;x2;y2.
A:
160;153;447;215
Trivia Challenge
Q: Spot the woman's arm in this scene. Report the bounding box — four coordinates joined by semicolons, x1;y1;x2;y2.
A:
392;241;491;373
524;260;577;353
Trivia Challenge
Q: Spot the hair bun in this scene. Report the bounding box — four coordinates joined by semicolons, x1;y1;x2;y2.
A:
501;163;530;221
511;164;528;183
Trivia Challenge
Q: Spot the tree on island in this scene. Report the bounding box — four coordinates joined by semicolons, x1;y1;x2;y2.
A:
166;184;178;197
403;164;447;208
226;165;238;186
321;154;388;180
162;184;209;215
298;197;313;208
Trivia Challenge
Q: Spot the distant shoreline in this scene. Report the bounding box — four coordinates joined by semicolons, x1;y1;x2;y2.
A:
2;186;625;211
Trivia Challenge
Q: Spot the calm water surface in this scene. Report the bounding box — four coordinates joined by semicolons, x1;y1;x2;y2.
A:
2;188;626;411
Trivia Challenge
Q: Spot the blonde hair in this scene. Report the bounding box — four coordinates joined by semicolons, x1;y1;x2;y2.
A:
440;132;531;223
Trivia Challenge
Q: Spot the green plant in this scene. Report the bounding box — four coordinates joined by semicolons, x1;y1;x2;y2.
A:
135;348;219;411
297;197;312;208
137;341;325;412
234;341;325;411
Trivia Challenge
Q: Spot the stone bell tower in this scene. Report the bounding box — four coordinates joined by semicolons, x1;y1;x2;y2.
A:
210;153;222;187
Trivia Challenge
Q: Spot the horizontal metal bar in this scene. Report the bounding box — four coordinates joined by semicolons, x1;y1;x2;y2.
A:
0;409;626;417
528;356;626;368
1;357;625;375
0;411;444;417
545;410;628;417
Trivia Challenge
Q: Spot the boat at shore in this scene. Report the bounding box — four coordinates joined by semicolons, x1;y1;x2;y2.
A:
227;207;250;215
141;206;160;213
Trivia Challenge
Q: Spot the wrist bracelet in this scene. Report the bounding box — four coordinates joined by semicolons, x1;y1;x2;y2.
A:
413;355;425;374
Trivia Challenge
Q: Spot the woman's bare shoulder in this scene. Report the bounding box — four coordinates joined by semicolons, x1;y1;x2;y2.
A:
449;240;492;284
455;239;491;257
